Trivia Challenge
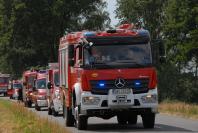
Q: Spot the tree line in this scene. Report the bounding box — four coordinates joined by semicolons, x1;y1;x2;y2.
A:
0;0;110;76
0;0;197;102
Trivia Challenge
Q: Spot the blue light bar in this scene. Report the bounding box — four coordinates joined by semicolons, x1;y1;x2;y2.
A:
137;29;149;36
135;82;141;85
39;70;47;73
97;81;106;89
99;83;105;87
84;32;96;37
134;80;142;87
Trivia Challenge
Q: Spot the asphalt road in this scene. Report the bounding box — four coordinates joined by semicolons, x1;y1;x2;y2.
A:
1;96;198;133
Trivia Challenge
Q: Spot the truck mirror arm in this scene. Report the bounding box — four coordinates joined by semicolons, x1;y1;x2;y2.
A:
47;82;52;89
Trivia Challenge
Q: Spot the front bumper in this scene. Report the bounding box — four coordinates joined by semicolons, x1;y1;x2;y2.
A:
80;88;158;115
53;98;63;113
37;99;48;107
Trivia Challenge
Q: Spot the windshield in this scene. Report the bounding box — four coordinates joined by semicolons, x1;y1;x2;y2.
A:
0;77;9;84
28;76;35;87
13;83;22;89
83;43;152;68
54;72;59;87
36;79;47;89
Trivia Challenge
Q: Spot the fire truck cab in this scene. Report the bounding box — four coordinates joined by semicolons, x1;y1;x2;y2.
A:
22;70;37;107
33;70;48;111
47;63;62;116
0;73;10;96
59;24;160;130
9;80;22;100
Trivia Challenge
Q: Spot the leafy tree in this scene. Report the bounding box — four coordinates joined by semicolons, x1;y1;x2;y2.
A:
163;0;198;65
116;0;165;39
0;0;110;77
116;0;198;102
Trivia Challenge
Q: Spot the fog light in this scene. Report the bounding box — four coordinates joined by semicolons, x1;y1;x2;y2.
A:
141;94;157;103
82;96;100;105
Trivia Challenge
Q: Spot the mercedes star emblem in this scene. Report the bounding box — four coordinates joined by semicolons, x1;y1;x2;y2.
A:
115;78;125;88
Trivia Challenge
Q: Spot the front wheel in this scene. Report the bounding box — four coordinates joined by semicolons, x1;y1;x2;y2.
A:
128;114;137;124
76;115;88;130
48;107;52;115
117;114;127;125
75;105;88;130
35;104;40;111
27;101;32;108
52;108;58;116
64;106;74;127
142;113;155;128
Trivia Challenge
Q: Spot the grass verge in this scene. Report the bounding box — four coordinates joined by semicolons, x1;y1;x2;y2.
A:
0;99;69;133
159;100;198;119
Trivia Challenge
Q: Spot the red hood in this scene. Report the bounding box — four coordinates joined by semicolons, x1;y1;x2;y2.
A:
82;67;157;90
85;68;155;79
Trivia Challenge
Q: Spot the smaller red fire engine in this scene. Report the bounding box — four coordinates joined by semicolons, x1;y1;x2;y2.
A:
33;70;48;111
22;70;37;107
47;63;62;116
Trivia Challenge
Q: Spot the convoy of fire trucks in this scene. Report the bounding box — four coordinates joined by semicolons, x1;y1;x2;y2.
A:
1;23;165;130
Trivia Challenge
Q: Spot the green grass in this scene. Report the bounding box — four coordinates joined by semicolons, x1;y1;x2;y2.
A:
0;99;69;133
159;100;198;119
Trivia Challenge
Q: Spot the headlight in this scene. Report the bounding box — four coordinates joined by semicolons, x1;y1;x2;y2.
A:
141;94;158;103
82;96;100;105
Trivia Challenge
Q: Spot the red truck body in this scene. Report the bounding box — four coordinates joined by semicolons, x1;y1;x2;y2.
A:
0;73;10;96
59;24;159;130
33;71;48;111
22;70;37;107
8;80;22;99
47;63;62;116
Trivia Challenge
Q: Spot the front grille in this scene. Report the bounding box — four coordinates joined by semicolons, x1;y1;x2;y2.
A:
90;79;149;95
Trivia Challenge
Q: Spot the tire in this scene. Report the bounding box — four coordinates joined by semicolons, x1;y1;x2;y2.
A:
76;115;88;130
52;108;58;116
48;107;52;115
35;104;40;111
128;114;138;124
142;113;155;128
27;101;32;108
117;114;127;125
64;106;74;127
24;101;28;107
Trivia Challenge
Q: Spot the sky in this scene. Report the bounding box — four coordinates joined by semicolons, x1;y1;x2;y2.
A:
105;0;119;26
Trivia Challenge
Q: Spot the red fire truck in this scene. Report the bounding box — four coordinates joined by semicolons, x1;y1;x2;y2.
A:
47;63;62;116
59;24;164;130
8;80;23;100
22;70;37;107
0;73;10;96
33;70;48;111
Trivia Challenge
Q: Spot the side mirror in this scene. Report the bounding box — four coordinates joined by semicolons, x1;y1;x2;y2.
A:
159;56;166;63
151;39;166;65
23;82;27;86
47;82;52;89
33;86;36;91
68;45;75;67
68;45;74;59
69;59;75;67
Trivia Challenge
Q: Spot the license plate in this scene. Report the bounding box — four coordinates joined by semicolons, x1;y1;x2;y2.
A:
116;95;127;103
112;89;131;94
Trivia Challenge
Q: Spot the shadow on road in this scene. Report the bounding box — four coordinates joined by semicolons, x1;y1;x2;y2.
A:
86;123;192;132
